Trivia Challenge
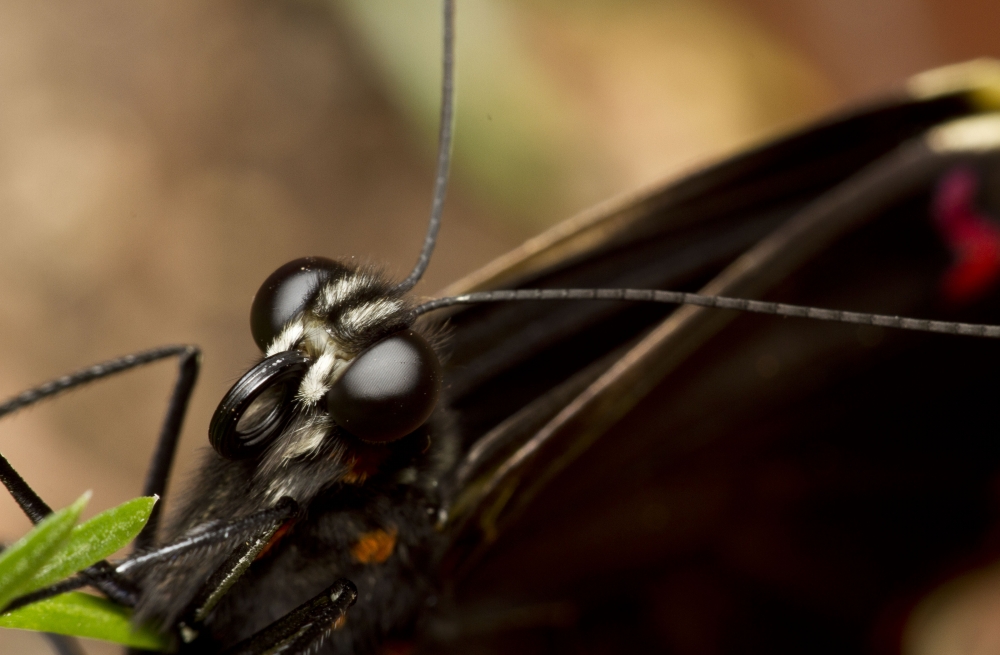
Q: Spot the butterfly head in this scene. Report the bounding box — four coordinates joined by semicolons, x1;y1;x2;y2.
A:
210;256;442;468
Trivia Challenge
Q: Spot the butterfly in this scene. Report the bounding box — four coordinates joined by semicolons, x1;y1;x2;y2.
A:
3;2;1000;655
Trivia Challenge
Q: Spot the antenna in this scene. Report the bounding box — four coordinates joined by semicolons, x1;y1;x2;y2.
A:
397;0;456;293
400;0;1000;342
413;288;1000;339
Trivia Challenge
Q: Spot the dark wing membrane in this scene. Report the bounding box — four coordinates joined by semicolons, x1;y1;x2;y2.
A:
439;87;978;411
438;81;982;528
427;66;1000;653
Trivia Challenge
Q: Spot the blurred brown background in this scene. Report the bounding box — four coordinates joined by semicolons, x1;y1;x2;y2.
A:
0;0;997;653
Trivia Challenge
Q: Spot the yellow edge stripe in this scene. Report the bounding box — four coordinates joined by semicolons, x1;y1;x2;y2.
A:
908;58;1000;111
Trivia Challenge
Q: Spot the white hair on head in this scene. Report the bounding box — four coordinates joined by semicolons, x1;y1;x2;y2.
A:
341;299;404;335
266;321;305;357
297;350;338;406
257;412;339;479
245;266;420;489
260;439;347;504
315;275;367;316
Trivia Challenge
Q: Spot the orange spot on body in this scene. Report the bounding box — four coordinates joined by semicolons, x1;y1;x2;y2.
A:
351;527;398;564
332;614;347;631
933;167;1000;306
255;520;294;560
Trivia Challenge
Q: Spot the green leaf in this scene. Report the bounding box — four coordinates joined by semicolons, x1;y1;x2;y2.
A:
21;496;156;595
0;492;89;610
0;591;170;651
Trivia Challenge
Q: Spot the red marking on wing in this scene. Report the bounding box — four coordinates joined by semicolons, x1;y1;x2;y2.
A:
933;166;1000;306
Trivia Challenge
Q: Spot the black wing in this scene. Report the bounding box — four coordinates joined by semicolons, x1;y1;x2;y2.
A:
427;61;1000;654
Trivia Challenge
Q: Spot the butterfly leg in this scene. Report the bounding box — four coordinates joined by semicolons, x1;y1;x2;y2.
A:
0;345;200;606
134;346;200;549
116;497;299;575
218;579;357;655
3;500;296;616
0;449;137;606
110;497;316;651
120;497;356;654
0;448;136;655
0;345;200;531
0;345;199;422
169;498;306;645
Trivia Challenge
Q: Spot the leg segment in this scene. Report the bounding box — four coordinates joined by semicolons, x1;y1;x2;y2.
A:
3;576;90;613
136;346;200;549
219;579;357;655
0;346;200;606
0;345;201;548
121;500;301;655
118;499;353;655
0;452;138;607
10;501;302;653
115;498;300;578
0;345;197;419
173;499;301;645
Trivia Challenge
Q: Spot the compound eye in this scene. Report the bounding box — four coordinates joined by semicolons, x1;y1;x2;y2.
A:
326;330;441;443
250;257;348;352
209;351;310;459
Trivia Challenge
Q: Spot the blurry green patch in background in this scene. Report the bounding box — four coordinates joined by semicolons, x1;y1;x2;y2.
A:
334;0;833;231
